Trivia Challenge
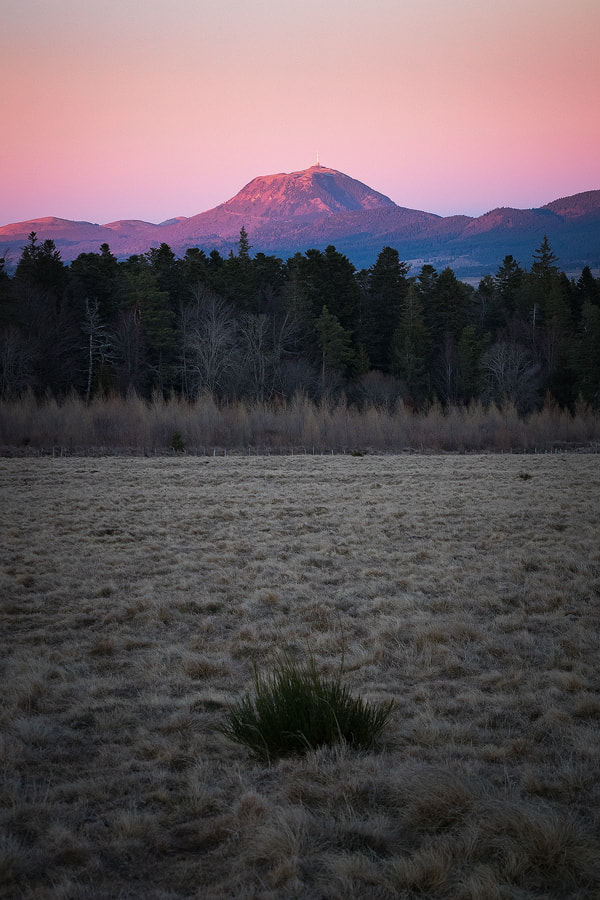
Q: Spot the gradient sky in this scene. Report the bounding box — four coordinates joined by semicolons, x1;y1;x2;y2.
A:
2;0;599;226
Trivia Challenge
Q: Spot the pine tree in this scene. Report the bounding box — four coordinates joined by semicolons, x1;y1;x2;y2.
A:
237;225;252;261
391;283;431;403
365;246;409;372
315;305;355;389
572;301;600;403
429;267;472;343
494;255;523;315
531;235;559;283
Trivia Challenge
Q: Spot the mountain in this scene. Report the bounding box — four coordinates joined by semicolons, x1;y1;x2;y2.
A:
1;166;598;277
208;165;398;220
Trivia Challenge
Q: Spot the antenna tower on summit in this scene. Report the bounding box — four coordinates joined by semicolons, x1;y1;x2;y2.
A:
316;151;321;167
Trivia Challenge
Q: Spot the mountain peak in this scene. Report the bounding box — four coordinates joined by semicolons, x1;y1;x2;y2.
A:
217;165;397;222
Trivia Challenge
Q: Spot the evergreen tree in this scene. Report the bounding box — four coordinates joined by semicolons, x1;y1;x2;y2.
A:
13;233;82;395
0;326;32;399
321;245;361;336
390;282;431;403
473;275;498;332
525;235;562;328
237;225;252;261
546;272;572;335
494;255;524;314
414;264;438;320
458;324;489;402
429;267;472;343
15;232;69;297
70;244;120;320
281;252;316;359
251;253;286;316
147;243;182;310
117;255;176;393
181;247;209;291
572;301;600;404
0;257;14;328
315;304;355;389
220;228;256;312
532;248;573;403
575;266;600;320
284;246;361;364
531;235;559;283
364;246;410;372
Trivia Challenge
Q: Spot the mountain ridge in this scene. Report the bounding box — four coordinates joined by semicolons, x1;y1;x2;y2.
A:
1;166;598;276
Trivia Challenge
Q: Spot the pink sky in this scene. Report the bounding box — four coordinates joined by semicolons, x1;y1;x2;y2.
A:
2;0;599;226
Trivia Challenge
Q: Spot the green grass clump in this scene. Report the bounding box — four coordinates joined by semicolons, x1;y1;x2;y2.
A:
222;654;393;762
171;430;185;452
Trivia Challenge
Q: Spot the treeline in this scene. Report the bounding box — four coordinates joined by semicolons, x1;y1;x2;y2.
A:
1;228;599;411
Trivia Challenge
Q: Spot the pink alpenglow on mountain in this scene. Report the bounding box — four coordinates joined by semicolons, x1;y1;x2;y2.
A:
219;166;398;220
1;167;598;276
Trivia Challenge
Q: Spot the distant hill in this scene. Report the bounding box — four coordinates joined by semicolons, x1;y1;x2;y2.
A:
1;166;598;276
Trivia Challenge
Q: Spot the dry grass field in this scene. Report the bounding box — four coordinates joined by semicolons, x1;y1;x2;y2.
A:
1;453;600;899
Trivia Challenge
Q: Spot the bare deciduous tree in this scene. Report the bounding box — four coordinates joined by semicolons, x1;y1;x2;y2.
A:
180;287;239;398
482;340;541;411
433;334;460;405
82;298;113;403
239;313;270;401
112;307;143;394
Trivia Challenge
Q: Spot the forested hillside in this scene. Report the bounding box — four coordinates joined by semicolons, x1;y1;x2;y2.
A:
1;228;599;412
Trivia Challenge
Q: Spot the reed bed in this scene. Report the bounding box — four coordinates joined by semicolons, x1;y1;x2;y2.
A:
1;453;599;898
1;391;599;456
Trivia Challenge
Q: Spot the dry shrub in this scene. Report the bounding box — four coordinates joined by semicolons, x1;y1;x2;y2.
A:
2;391;599;452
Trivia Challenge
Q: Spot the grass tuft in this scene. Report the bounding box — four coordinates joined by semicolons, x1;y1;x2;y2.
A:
222;653;393;762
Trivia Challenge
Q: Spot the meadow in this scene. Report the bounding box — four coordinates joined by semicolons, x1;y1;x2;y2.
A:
1;453;600;899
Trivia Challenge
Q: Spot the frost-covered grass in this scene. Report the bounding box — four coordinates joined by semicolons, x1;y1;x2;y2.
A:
1;454;599;898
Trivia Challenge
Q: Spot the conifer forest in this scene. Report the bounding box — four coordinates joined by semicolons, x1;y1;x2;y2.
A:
1;229;599;451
